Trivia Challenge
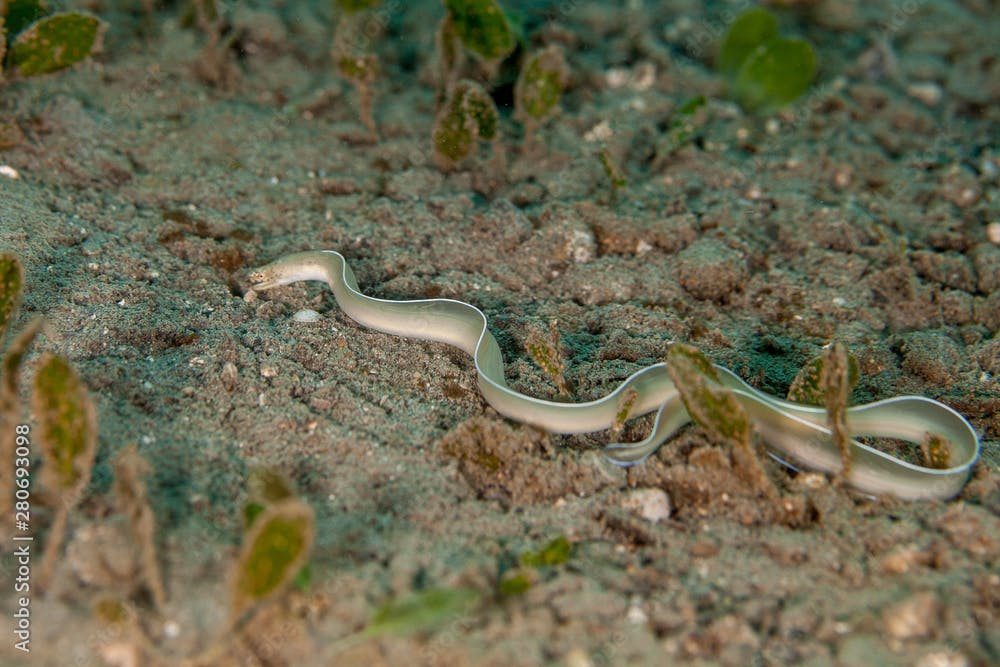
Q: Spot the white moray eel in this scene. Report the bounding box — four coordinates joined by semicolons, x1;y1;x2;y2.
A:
249;250;980;501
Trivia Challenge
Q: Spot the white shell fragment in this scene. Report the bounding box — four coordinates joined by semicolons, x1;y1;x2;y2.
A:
292;309;321;323
621;488;672;523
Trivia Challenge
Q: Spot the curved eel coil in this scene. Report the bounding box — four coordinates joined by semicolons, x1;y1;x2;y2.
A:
249;250;980;501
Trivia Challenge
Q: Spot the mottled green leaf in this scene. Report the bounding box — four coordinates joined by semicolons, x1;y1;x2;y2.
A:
734;37;816;111
232;500;314;618
9;12;105;77
515;45;568;124
366;587;480;637
520;535;572;568
444;0;514;63
498;569;534;596
33;353;97;493
432;80;498;167
717;7;778;77
667;344;751;446
788;350;859;406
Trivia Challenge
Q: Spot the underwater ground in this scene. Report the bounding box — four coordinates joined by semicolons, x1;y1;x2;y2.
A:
1;0;999;665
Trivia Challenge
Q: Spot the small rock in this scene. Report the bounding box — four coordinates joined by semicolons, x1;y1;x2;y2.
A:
883;591;940;640
292;308;321;323
907;82;943;106
674;238;747;303
878;545;926;575
565;228;596;264
621;488;672;522
987;222;1000;246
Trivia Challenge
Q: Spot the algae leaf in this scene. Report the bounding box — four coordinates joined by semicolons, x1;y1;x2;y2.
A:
734;37;815;112
717;7;778;77
666;344;753;445
717;7;817;112
520;535;572;568
8;12;105;77
515;45;568;125
33;353;97;493
0;253;23;345
232;499;315;619
365;587;480;638
444;0;515;64
788;349;859;406
667;343;779;500
498;569;534;597
432;80;499;168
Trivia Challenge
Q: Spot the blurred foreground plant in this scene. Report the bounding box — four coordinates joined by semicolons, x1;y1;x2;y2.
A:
1;0;105;80
717;7;815;112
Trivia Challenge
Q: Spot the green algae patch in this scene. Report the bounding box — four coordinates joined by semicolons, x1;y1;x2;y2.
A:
33;352;98;591
232;499;315;619
515;45;568;126
667;344;750;445
365;587;480;637
667;343;778;500
520;535;572;568
717;7;777;77
734;37;815;112
432;79;499;168
33;353;97;493
717;7;815;112
444;0;514;64
498;569;535;596
8;12;105;77
0;253;22;344
788;350;860;406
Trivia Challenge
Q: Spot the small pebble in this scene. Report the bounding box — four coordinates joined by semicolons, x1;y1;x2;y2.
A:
987;222;1000;245
622;488;672;522
907;81;943;106
292;308;321;323
584;120;613;142
163;621;180;639
883;592;939;640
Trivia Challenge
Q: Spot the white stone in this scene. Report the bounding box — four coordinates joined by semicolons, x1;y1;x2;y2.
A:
622;488;672;522
907;82;943;106
584;120;613;142
292;308;321;323
566;229;596;263
986;222;1000;245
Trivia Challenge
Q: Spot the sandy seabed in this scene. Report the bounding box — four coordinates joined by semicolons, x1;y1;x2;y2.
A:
1;1;998;665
